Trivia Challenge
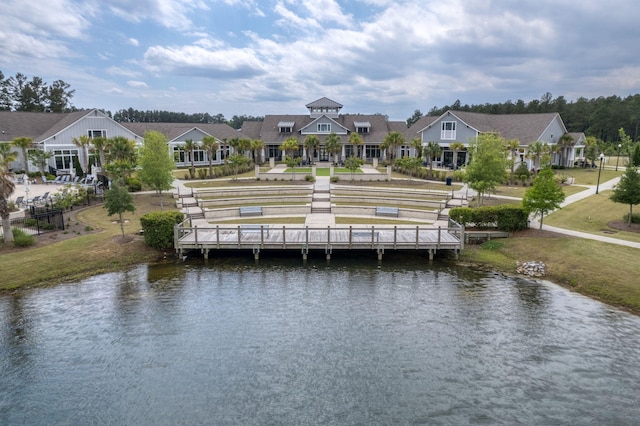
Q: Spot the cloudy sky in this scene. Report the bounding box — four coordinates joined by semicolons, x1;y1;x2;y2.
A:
1;0;639;120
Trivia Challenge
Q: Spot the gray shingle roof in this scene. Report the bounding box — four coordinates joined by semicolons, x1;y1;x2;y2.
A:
412;110;564;146
0;110;90;142
305;97;343;108
244;114;405;144
120;122;247;141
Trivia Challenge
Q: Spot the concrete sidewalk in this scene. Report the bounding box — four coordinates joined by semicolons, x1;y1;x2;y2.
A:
526;176;640;248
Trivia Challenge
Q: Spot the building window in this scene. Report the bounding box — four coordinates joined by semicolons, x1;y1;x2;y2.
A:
88;130;106;138
365;145;381;159
280;126;292;133
267;145;280;158
173;147;185;164
441;121;456;140
317;123;331;133
357;127;369;134
53;149;78;170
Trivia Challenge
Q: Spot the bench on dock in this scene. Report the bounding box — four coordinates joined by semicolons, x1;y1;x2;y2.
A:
240;224;269;237
375;206;399;217
352;231;379;241
239;206;263;216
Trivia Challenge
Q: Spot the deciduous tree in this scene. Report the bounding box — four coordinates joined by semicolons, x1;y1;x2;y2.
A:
610;166;640;225
522;167;566;229
465;134;508;205
104;183;135;238
138;131;175;210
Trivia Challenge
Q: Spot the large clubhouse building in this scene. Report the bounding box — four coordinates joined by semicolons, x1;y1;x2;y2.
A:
0;97;585;176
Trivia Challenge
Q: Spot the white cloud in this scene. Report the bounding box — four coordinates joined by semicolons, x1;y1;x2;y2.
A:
106;66;142;78
128;38;140;46
142;44;266;78
128;80;149;88
107;0;210;29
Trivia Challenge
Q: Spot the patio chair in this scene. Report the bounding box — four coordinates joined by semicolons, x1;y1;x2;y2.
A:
72;176;80;184
41;175;51;184
14;196;25;207
27;195;41;206
53;175;63;184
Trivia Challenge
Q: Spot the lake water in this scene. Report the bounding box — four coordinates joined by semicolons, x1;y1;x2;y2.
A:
2;252;640;425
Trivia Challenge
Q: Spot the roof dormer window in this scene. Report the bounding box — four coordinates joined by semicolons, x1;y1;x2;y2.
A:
318;123;331;133
354;121;371;134
278;121;294;133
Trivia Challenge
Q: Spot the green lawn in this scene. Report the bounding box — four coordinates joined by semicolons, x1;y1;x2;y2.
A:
545;190;640;243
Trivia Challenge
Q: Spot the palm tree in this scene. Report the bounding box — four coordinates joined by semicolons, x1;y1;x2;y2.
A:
423;141;442;178
410;137;423;160
304;134;320;164
183;139;198;178
91;136;109;169
72;134;92;177
280;137;301;175
0;143;18;243
201;136;220;178
449;141;465;171
325;133;342;165
504;139;520;184
527;140;546;176
280;137;300;159
251;139;265;164
382;131;404;162
11;137;32;175
106;136;136;163
557;134;575;167
349;132;364;159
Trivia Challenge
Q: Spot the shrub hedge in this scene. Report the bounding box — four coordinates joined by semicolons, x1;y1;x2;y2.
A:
449;204;528;232
140;211;185;250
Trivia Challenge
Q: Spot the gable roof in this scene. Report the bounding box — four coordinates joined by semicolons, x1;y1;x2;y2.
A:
418;110;565;145
305;97;343;109
299;115;350;134
120;122;246;142
0;110;89;142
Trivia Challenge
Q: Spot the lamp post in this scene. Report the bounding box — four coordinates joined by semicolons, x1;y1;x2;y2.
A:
596;153;605;194
616;143;621;171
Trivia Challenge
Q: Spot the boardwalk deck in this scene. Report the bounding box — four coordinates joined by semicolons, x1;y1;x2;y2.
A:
175;222;464;261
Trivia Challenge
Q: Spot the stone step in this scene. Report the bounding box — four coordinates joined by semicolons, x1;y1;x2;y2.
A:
311;207;332;214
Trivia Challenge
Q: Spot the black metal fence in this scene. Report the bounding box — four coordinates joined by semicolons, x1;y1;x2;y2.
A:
10;207;65;235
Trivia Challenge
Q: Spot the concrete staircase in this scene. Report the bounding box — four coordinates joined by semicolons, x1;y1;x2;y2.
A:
310;176;332;214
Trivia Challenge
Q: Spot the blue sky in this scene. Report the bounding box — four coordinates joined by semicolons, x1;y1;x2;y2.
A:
2;0;640;121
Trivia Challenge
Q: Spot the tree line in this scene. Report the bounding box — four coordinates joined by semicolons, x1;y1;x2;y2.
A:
0;71;75;113
408;92;640;144
111;108;263;129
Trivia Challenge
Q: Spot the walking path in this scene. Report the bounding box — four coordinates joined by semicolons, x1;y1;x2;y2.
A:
526;176;640;248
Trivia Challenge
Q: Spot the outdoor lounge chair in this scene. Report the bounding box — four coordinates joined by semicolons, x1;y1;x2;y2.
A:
14;196;25;207
52;176;63;184
41;175;51;184
27;195;41;206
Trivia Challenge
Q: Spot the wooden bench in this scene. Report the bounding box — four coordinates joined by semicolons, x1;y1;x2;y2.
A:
375;206;399;217
239;206;263;216
352;231;379;241
240;224;269;237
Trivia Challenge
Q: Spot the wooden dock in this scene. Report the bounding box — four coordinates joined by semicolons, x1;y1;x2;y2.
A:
174;220;464;261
